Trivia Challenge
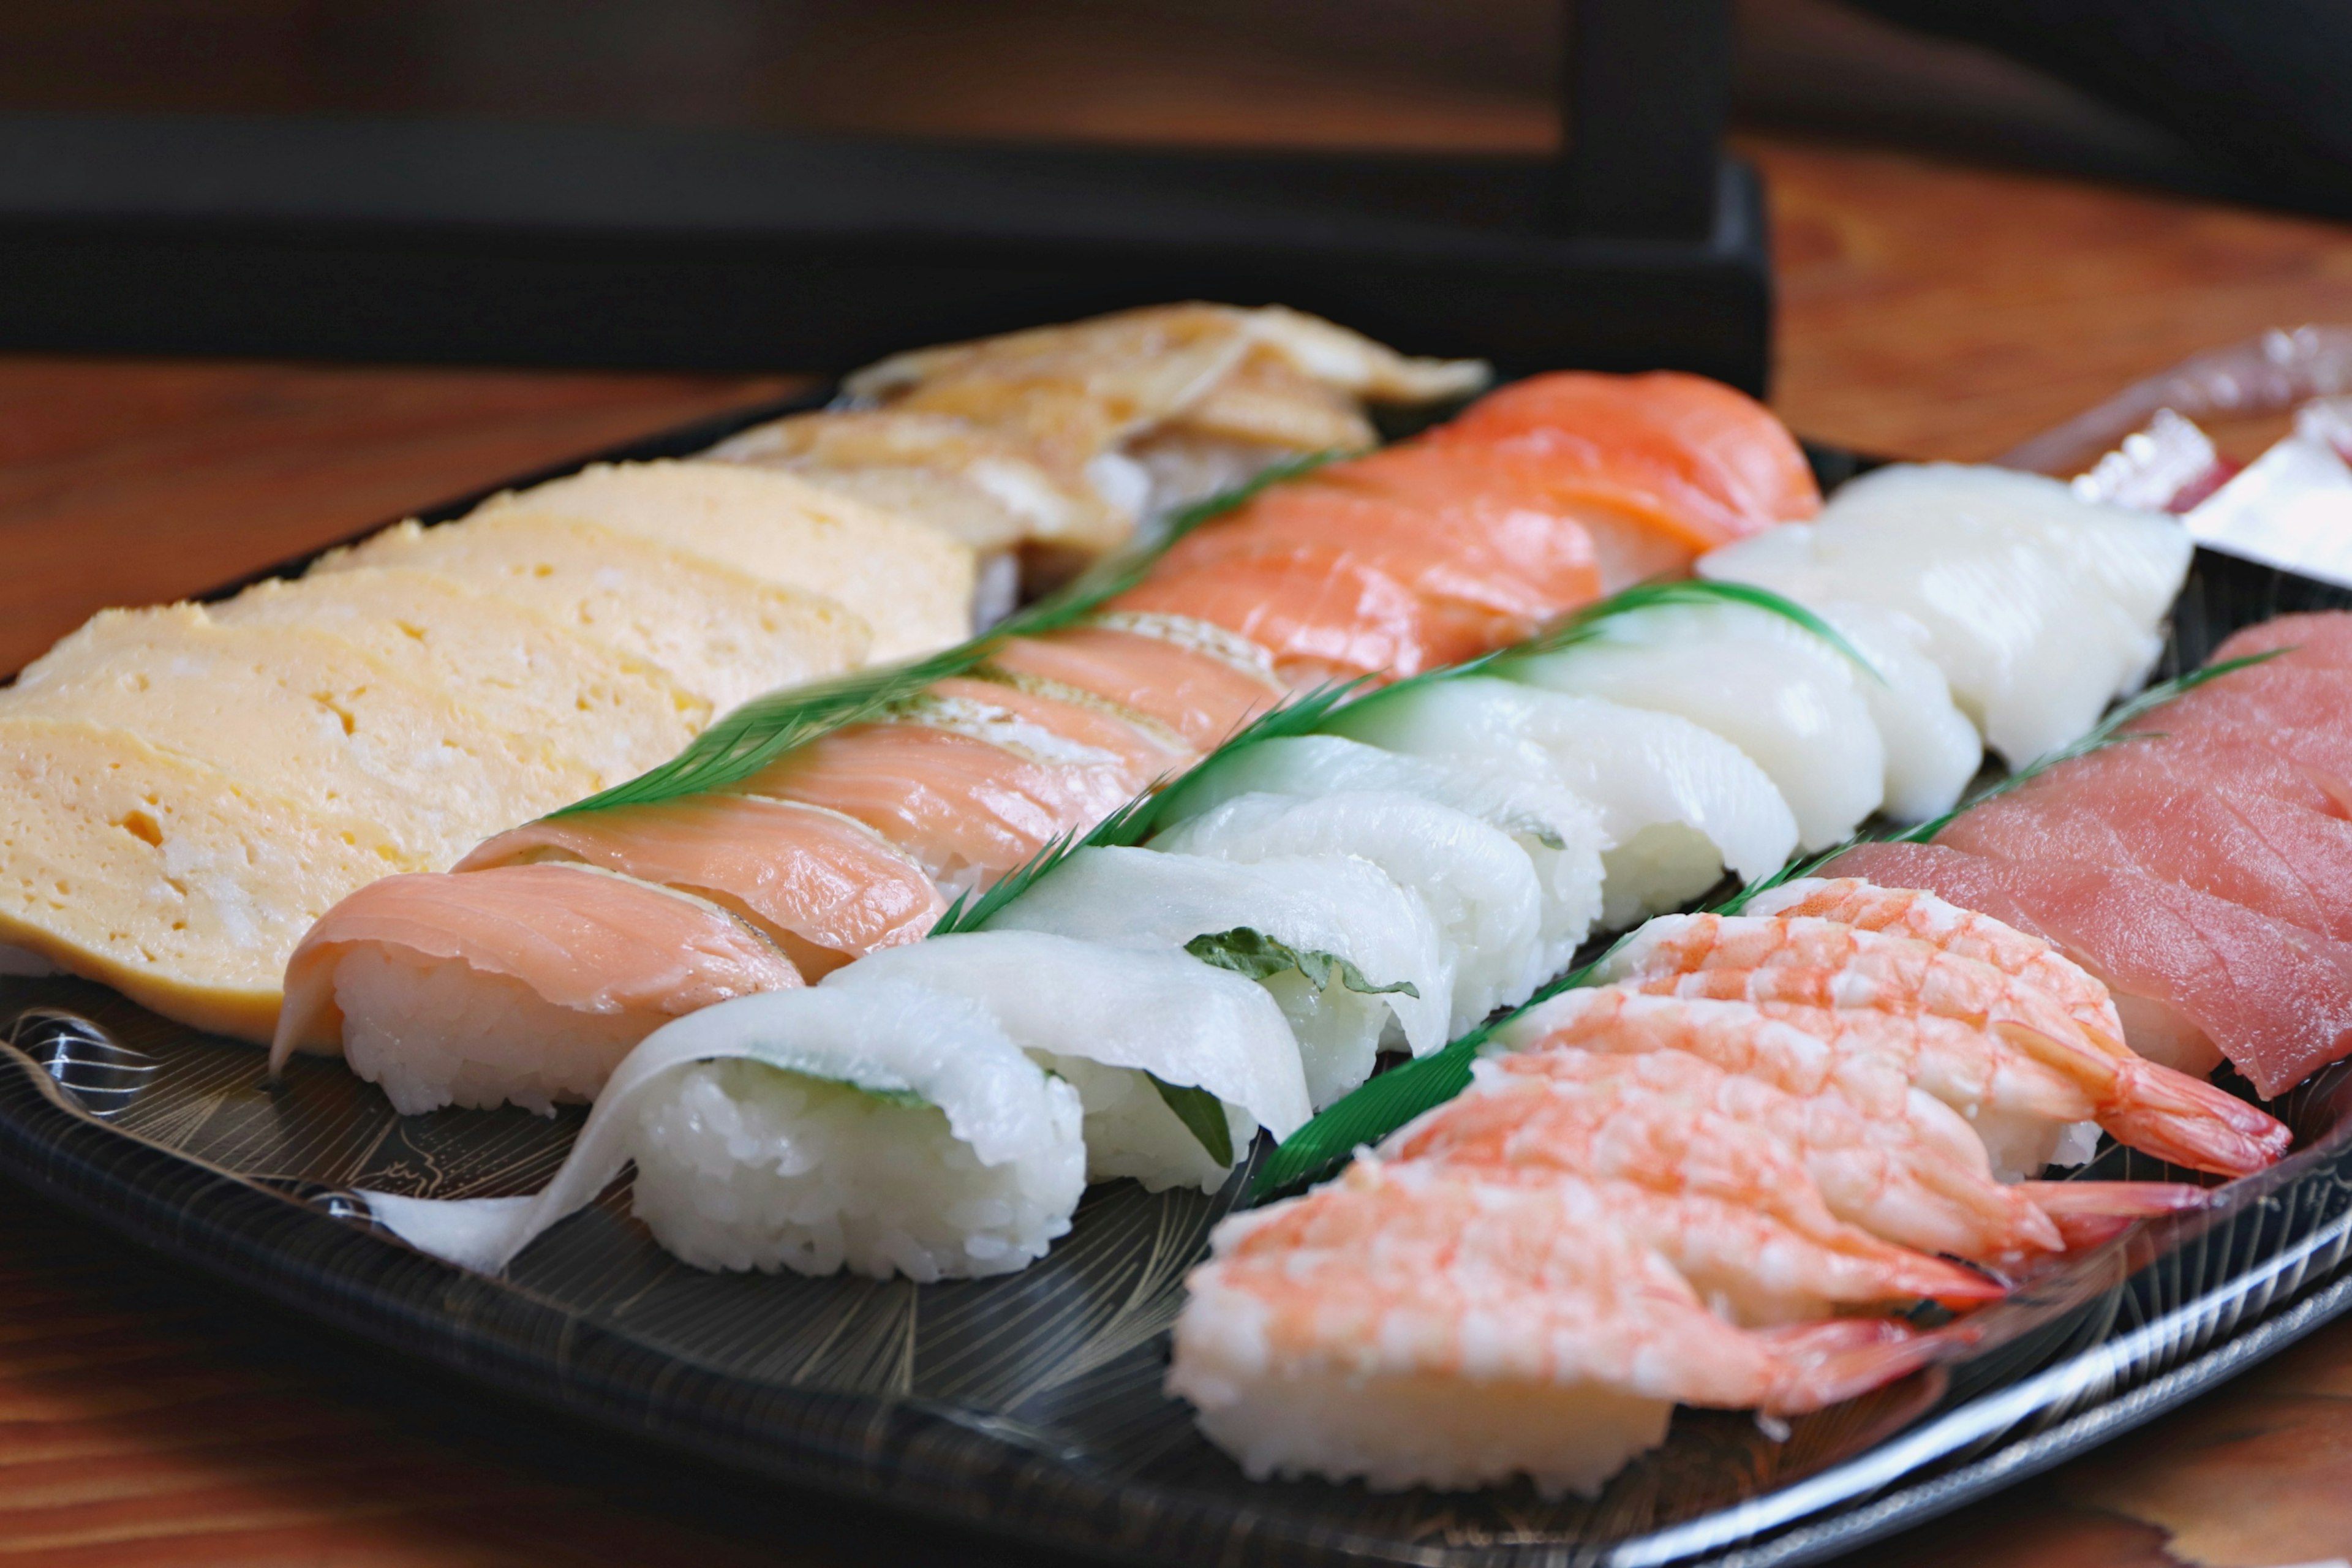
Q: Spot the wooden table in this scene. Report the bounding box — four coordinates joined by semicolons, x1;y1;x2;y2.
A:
6;134;2352;1566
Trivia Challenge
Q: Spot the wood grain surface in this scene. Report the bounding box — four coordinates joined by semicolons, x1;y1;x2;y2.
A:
4;132;2352;1566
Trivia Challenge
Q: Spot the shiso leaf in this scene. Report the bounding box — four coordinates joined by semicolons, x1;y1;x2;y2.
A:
1150;1075;1235;1168
1498;578;1884;682
1248;649;2285;1201
1183;926;1420;999
547;451;1341;819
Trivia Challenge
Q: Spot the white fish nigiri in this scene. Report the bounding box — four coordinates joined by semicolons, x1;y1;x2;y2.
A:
1793;600;1981;823
985;845;1447;1107
821;932;1311;1192
1153;790;1547;1033
1329;677;1798;928
1150;734;1607;976
363;981;1087;1282
1505;598;1887;851
1700;464;2192;766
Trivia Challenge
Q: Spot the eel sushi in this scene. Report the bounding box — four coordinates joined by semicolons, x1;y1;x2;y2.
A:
273;862;802;1114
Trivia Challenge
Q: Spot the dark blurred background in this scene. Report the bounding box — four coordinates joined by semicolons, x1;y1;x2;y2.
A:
0;0;2324;210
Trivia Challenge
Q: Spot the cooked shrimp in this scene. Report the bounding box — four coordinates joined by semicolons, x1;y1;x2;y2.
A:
1501;987;2100;1181
1169;1158;1947;1494
1385;1046;2065;1262
1599;914;2290;1177
1744;878;2125;1049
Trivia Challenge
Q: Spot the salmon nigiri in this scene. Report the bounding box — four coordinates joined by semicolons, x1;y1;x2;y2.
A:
1428;371;1818;579
1109;541;1449;683
984;614;1286;750
458;796;944;979
739;714;1140;896
273;863;802;1114
1147;451;1603;654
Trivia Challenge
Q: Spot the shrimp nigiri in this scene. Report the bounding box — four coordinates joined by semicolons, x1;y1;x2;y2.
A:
1600;912;2290;1177
1168;1158;1943;1496
273;863;801;1114
1499;987;2101;1182
1390;1045;2064;1262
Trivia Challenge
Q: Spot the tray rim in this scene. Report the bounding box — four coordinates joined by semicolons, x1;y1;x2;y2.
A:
1;402;2346;1567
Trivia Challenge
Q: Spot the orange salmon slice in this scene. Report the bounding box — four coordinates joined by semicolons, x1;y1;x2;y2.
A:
458;795;945;979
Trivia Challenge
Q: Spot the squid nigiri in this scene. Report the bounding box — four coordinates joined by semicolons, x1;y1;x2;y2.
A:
273;862;803;1114
1700;464;2191;766
1153;789;1547;1033
984;845;1447;1107
823;931;1312;1193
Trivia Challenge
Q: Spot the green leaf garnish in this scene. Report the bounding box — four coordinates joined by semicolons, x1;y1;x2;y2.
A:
745;1053;930;1110
1499;578;1882;682
1150;1075;1234;1167
1183;927;1419;998
546;453;1342;819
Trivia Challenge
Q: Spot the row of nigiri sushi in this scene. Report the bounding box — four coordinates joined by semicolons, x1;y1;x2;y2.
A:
339;478;2211;1284
283;441;2195;1146
1166;880;2289;1496
273;369;1823;1116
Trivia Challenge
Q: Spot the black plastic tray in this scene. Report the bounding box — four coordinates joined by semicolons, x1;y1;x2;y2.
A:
0;410;2345;1567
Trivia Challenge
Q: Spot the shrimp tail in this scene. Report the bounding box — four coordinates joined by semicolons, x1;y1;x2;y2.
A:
2014;1180;2212;1250
2101;1060;2292;1177
1993;1022;2290;1177
1755;1317;1962;1414
1897;1254;2010;1310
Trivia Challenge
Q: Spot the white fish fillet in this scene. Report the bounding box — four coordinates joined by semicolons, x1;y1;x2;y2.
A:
1506;599;1887;851
1153;734;1605;976
361;981;1084;1278
1701;464;2192;766
1329;677;1798;927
